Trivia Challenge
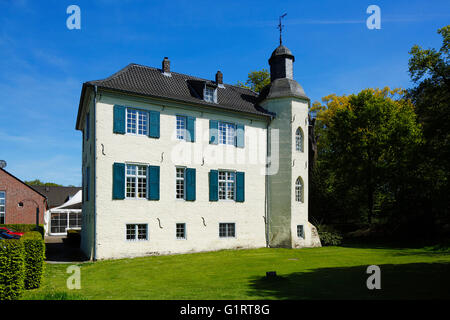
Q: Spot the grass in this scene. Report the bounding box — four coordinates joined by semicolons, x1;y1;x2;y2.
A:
21;245;450;300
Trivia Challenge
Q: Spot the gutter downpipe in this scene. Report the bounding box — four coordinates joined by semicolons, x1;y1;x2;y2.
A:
93;84;97;261
265;114;274;248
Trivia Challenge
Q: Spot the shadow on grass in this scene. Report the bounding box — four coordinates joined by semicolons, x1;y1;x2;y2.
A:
248;262;450;300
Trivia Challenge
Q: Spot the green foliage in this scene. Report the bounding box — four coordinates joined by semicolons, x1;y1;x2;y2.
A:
311;88;423;226
237;69;270;93
406;25;450;234
21;232;45;289
0;239;25;300
0;224;44;237
24;179;63;187
316;225;343;246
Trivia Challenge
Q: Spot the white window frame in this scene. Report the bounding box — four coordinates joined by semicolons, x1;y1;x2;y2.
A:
219;222;236;238
0;191;5;224
176;115;187;140
295;177;304;203
176;223;186;240
126;108;148;136
218;121;236;146
126;164;147;199
176;167;186;200
295;127;303;152
204;86;216;103
126;224;148;241
218;170;236;201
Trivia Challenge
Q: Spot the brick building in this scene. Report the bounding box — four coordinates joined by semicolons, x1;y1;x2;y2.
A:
0;168;47;225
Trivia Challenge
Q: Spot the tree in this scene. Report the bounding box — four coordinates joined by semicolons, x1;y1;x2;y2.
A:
25;179;63;187
237;69;270;93
406;25;450;232
311;88;422;225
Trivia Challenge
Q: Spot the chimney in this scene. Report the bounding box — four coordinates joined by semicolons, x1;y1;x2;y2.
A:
215;70;223;85
162;57;170;74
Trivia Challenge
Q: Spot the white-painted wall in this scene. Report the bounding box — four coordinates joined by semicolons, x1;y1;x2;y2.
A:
84;91;268;260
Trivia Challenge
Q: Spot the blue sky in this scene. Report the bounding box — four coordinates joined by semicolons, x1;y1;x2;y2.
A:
0;0;448;186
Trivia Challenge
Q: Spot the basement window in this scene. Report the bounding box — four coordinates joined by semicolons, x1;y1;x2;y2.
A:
297;225;305;239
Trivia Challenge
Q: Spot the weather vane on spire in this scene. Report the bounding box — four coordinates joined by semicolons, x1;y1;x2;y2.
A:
278;13;287;45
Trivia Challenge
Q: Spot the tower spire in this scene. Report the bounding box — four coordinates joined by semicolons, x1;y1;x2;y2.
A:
278;13;287;45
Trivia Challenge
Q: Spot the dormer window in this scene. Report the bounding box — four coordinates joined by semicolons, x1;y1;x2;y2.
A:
204;86;216;103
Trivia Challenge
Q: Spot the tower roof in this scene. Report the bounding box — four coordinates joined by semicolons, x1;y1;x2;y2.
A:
269;45;295;62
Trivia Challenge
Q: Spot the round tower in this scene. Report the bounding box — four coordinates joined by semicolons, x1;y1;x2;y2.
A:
260;44;321;248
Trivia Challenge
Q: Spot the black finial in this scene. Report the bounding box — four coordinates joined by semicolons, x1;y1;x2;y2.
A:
278;13;287;45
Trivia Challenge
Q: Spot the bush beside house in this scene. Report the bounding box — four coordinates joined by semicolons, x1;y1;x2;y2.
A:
0;239;25;300
0;230;45;300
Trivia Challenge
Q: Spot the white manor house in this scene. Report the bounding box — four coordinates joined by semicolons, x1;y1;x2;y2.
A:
76;43;321;260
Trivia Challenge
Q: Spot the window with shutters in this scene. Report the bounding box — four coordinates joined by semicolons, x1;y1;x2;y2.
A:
126;108;148;136
218;122;236;145
219;223;235;238
176;167;185;199
218;171;235;200
126;224;148;241
176;115;186;140
126;164;147;199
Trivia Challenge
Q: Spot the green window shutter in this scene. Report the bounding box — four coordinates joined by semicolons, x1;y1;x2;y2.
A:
236;124;245;148
113;105;126;134
236;171;245;202
147;165;160;200
112;163;125;199
209;120;218;144
209;170;218;201
185;168;196;201
186;117;196;142
149;111;160;138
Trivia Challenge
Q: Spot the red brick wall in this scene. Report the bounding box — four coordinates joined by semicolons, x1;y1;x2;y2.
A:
0;169;47;225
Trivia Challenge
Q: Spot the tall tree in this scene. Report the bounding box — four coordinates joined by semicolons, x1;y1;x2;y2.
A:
237;69;270;93
406;25;450;231
312;88;422;225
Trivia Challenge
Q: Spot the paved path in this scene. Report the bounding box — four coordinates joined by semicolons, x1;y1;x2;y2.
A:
45;236;89;264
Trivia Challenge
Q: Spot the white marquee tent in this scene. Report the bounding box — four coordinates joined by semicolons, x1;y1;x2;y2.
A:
44;190;82;236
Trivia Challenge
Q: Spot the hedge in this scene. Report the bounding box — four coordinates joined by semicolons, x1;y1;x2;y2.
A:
0;224;44;237
66;229;81;248
21;231;45;289
0;239;25;300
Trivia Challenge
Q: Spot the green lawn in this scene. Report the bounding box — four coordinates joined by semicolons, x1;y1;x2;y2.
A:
22;245;450;300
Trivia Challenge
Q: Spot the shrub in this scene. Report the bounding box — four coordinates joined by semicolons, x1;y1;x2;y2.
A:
317;225;343;246
21;231;45;289
0;239;25;300
0;224;44;237
66;230;81;248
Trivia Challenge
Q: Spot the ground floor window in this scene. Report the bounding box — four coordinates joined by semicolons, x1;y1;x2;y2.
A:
0;191;5;224
50;211;82;234
176;223;186;239
297;225;304;239
219;223;235;238
126;224;148;241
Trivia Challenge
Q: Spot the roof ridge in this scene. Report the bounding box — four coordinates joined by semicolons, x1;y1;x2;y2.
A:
129;63;259;96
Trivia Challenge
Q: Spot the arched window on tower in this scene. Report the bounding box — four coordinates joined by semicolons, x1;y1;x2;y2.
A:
295;177;304;203
295;127;304;152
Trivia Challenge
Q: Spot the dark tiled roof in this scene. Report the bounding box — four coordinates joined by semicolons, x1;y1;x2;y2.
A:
31;186;81;209
85;64;271;118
